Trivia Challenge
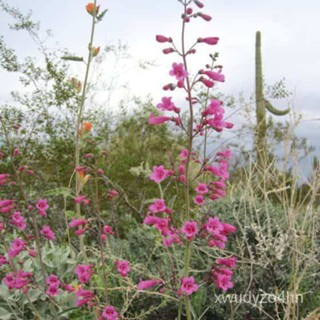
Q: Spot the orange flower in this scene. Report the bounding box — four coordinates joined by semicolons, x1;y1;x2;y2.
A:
91;46;100;57
86;3;100;16
83;121;92;132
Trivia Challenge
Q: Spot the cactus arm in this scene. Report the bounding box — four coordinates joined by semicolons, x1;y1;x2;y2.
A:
265;99;290;116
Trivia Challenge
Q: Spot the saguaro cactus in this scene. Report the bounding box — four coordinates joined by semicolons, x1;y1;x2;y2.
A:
255;31;290;168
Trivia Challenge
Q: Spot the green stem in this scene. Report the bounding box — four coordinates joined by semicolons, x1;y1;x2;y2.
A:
75;0;97;258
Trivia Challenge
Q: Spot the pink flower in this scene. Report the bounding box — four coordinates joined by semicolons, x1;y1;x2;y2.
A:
10;211;26;230
69;218;87;228
181;221;198;240
103;225;114;235
102;305;119;320
163;48;175;54
194;0;204;8
46;285;60;297
74;196;86;203
201;70;225;82
75;264;94;284
150;165;171;183
214;272;234;292
97;168;104;175
107;189;119;199
0;255;9;266
216;257;237;269
156;35;172;43
206;217;223;235
36;199;49;217
148;113;171;125
157;97;176;111
169;63;188;81
180;276;199;296
194;195;205;206
200;77;214;88
8;238;26;258
75;288;94;307
116;260;131;277
155;218;171;236
40;225;55;241
195;183;209;194
198;37;219;45
149;199;169;213
137;279;162;290
198;13;212;21
64;284;75;293
221;223;237;235
3;270;32;290
46;274;61;287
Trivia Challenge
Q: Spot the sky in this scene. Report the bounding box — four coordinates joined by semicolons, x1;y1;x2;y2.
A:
0;0;319;178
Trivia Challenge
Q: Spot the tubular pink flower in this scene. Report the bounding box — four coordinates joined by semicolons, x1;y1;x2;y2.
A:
150;165;171;183
157;97;176;111
169;63;188;81
148;113;171;125
200;77;214;88
201;70;225;82
102;305;119;320
137;279;162;290
214;272;234;292
163;47;175;54
194;0;204;8
180;276;199;296
115;260;131;277
156;35;172;43
195;183;209;194
194;195;205;206
198;37;219;45
182;221;198;240
69;218;87;228
198;13;212;21
46;285;60;297
75;288;94;307
40;225;55;241
216;257;237;269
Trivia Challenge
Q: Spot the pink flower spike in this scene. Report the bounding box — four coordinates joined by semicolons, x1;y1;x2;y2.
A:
137;279;162;290
156;35;172;43
182;221;198;240
169;63;188;81
148;113;171;126
198;37;219;45
180;276;199;296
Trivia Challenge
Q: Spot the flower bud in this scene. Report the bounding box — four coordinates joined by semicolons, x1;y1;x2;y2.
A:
162;48;175;54
198;13;212;21
194;0;204;8
198;37;219;45
156;35;172;43
86;3;100;16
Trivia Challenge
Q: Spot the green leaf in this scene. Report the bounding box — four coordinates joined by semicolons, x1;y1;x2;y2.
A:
0;308;13;320
96;9;108;22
